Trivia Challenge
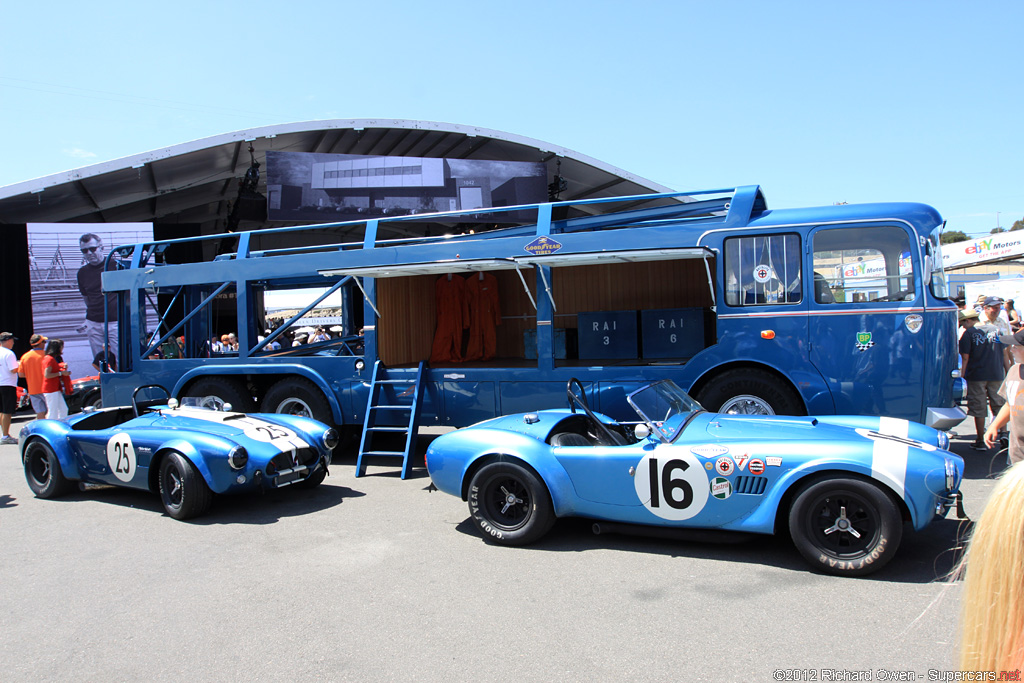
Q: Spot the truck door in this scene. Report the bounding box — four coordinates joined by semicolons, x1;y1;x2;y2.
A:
807;224;925;421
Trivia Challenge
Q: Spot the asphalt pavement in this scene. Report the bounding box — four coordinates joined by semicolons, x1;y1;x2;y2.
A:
0;416;1005;682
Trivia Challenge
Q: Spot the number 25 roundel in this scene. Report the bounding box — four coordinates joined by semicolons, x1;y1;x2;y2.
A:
106;433;137;483
633;451;709;521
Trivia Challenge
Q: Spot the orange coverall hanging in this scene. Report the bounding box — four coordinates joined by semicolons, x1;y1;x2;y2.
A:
465;272;501;362
429;274;468;364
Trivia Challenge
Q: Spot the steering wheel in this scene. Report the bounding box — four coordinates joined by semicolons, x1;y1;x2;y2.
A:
566;378;625;445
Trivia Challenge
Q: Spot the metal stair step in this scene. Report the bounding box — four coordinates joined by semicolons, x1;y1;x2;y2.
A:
359;450;406;458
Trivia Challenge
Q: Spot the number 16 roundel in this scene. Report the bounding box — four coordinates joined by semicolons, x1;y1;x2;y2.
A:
634;451;709;521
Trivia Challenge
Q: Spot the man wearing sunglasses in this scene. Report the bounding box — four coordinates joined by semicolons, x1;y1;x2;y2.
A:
77;233;119;362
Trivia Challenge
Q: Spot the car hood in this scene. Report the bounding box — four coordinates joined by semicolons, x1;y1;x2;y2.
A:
699;413;943;449
146;408;316;447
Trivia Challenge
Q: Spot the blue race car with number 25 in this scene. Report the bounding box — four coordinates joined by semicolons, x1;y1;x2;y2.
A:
425;379;965;576
21;385;339;520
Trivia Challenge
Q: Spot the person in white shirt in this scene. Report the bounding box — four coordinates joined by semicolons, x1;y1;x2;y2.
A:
0;332;21;444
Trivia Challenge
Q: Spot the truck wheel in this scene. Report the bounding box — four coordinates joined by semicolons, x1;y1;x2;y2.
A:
183;377;254;413
788;476;902;576
695;369;804;416
263;377;333;426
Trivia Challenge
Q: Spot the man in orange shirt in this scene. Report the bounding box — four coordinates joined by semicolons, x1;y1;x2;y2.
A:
18;334;47;420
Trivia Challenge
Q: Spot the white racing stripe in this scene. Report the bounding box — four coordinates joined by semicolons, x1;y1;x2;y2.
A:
174;408;311;452
871;417;908;499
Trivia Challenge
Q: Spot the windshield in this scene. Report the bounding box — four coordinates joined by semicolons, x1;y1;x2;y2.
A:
928;224;950;299
626;380;705;443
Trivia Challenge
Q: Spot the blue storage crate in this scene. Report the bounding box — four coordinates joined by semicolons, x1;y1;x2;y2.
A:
523;328;567;360
641;308;704;359
578;311;638;360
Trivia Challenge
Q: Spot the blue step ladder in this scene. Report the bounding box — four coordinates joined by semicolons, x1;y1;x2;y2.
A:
355;360;426;479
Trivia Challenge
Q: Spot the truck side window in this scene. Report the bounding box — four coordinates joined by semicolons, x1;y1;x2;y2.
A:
812;226;915;304
724;234;802;306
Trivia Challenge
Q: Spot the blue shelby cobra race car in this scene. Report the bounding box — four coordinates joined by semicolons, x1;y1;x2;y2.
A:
426;379;966;576
21;386;339;520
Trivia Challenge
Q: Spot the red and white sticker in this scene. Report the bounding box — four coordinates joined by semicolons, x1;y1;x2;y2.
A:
748;459;765;475
766;456;782;467
715;456;735;476
734;453;749;471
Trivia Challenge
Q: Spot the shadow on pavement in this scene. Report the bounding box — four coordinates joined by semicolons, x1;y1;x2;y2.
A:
34;478;363;525
454;514;970;585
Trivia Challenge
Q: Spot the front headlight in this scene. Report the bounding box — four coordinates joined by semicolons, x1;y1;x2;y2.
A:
323;428;339;451
228;446;248;470
937;431;950;450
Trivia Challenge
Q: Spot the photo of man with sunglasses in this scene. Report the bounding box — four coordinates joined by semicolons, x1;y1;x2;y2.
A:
76;233;119;361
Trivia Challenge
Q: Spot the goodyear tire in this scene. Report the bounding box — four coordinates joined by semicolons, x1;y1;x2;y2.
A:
23;440;75;498
468;462;555;546
788;476;902;576
263;377;333;426
158;452;213;520
183;377;255;413
696;368;804;416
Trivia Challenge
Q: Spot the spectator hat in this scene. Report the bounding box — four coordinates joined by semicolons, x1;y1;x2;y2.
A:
959;309;979;322
29;334;46;346
983;296;1005;307
999;329;1024;346
0;332;15;342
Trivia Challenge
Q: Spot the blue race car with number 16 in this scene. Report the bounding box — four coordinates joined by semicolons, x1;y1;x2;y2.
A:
425;379;966;576
21;385;339;520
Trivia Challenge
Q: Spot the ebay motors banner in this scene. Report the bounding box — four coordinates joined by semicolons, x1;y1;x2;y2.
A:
943;234;1024;268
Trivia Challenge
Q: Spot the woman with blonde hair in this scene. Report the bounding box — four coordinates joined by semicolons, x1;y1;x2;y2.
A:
959;461;1024;671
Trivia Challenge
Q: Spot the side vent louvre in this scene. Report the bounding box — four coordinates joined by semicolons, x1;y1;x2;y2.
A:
734;476;768;495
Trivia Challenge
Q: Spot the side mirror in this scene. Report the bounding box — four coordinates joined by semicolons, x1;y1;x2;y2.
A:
167;398;179;410
634;423;651;440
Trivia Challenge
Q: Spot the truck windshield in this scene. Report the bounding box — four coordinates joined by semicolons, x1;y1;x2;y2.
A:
626;380;705;443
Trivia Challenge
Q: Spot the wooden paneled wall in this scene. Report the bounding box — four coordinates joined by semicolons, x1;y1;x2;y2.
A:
375;259;713;366
551;259;715;328
377;269;537;366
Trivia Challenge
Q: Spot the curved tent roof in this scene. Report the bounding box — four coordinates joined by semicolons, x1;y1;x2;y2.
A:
0;119;675;232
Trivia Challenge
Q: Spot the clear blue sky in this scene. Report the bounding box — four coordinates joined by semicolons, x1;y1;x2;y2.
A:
2;0;1021;238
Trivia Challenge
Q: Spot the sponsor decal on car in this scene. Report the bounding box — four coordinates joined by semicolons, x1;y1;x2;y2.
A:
748;459;765;475
691;444;729;458
710;477;732;500
715;456;735;476
766;456;782;467
734;453;749;471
